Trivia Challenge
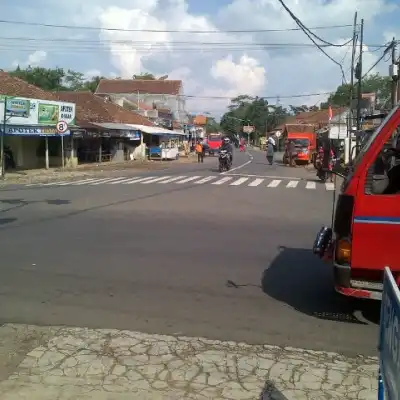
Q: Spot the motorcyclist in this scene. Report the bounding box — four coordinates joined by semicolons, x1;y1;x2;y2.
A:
220;137;233;163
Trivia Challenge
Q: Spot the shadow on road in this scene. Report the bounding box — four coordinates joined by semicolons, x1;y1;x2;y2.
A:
260;380;288;400
261;246;380;325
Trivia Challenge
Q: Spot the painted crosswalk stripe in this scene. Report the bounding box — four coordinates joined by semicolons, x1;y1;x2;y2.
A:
58;178;98;186
41;181;70;186
248;178;264;187
195;176;216;184
122;176;156;184
176;176;201;184
286;180;299;188
325;182;335;191
90;177;125;185
107;177;134;184
141;176;172;184
306;181;316;189
212;177;232;185
267;179;281;188
230;177;249;186
159;176;186;183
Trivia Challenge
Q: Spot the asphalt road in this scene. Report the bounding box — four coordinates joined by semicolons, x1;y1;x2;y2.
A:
0;149;380;357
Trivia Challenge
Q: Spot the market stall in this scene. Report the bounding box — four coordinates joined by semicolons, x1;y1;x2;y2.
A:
128;124;185;160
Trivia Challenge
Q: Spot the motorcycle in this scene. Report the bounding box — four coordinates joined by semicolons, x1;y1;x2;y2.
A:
218;150;231;172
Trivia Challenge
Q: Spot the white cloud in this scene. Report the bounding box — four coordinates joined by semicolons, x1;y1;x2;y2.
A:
12;50;47;69
3;0;398;115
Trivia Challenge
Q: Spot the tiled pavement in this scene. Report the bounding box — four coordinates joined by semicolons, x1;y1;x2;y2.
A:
25;175;336;191
0;324;377;400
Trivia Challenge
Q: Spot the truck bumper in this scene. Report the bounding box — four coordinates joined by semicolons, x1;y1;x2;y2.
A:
333;263;383;300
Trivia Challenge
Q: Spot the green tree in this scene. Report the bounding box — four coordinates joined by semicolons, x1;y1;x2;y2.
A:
9;66;66;91
8;66;105;93
321;73;391;108
205;116;220;133
132;73;156;80
220;95;288;139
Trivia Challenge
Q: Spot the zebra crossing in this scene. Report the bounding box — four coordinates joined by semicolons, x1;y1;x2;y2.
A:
25;175;336;191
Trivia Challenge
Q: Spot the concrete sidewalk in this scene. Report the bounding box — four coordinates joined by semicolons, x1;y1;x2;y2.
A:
0;324;377;400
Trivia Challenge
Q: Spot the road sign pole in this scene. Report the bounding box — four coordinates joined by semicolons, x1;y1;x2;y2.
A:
61;134;64;170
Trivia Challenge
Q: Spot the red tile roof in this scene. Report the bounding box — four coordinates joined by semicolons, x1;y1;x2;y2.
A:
0;72;59;100
56;91;154;127
95;79;182;95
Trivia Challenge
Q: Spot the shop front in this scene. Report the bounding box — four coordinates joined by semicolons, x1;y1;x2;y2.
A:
0;95;76;170
74;123;142;164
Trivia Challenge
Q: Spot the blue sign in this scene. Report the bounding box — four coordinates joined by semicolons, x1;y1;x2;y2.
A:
379;267;400;400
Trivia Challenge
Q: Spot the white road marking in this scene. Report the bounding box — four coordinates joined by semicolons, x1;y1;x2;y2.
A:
221;152;253;174
107;177;134;184
58;178;98;186
141;176;172;184
325;182;335;191
306;181;316;189
248;178;264;187
224;173;301;180
176;176;201;184
90;177;125;185
122;176;156;184
286;180;299;188
159;176;186;183
230;177;249;186
267;179;281;188
194;176;216;184
41;181;70;186
212;177;233;185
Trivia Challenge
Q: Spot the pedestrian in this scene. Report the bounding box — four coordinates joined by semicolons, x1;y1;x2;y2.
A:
288;140;297;167
195;140;204;163
266;137;275;165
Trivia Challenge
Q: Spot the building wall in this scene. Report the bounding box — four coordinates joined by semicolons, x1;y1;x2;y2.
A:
110;92;188;125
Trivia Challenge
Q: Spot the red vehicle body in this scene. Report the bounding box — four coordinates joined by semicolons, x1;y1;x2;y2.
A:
283;124;317;164
207;133;222;155
314;105;400;300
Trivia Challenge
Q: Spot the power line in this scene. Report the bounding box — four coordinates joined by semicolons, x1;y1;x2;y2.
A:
181;91;333;100
0;19;355;33
0;36;385;48
361;41;394;79
276;0;348;83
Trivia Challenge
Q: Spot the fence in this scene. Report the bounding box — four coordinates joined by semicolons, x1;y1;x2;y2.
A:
378;267;400;399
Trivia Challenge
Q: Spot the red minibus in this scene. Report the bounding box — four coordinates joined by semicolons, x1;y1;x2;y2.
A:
314;105;400;300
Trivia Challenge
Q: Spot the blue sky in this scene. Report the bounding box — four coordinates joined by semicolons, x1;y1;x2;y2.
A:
0;0;398;115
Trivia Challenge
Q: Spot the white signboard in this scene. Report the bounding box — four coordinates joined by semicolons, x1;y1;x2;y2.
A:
0;95;76;126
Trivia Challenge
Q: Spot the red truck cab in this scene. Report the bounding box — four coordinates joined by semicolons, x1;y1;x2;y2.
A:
207;133;222;156
314;105;400;300
283;124;316;164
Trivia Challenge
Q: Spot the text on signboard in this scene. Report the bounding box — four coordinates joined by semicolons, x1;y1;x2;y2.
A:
60;105;73;120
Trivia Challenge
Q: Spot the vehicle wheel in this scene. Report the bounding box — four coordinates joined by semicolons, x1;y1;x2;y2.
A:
219;164;223;173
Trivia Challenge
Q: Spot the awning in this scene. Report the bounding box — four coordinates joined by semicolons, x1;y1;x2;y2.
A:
127;124;185;136
92;123;137;130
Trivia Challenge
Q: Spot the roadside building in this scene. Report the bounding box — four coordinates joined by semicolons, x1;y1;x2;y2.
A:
0;72;76;170
56;91;185;163
95;78;189;130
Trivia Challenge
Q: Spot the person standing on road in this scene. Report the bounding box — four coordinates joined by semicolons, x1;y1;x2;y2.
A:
195;140;204;163
266;136;275;165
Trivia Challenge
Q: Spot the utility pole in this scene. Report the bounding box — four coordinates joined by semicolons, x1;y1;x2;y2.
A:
390;38;398;107
356;19;364;132
347;11;358;163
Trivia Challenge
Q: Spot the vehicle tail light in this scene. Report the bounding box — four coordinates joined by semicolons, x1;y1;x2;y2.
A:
336;238;351;264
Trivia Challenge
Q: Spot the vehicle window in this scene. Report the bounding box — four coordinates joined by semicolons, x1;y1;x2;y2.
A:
293;139;309;147
367;122;400;195
353;106;398;169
